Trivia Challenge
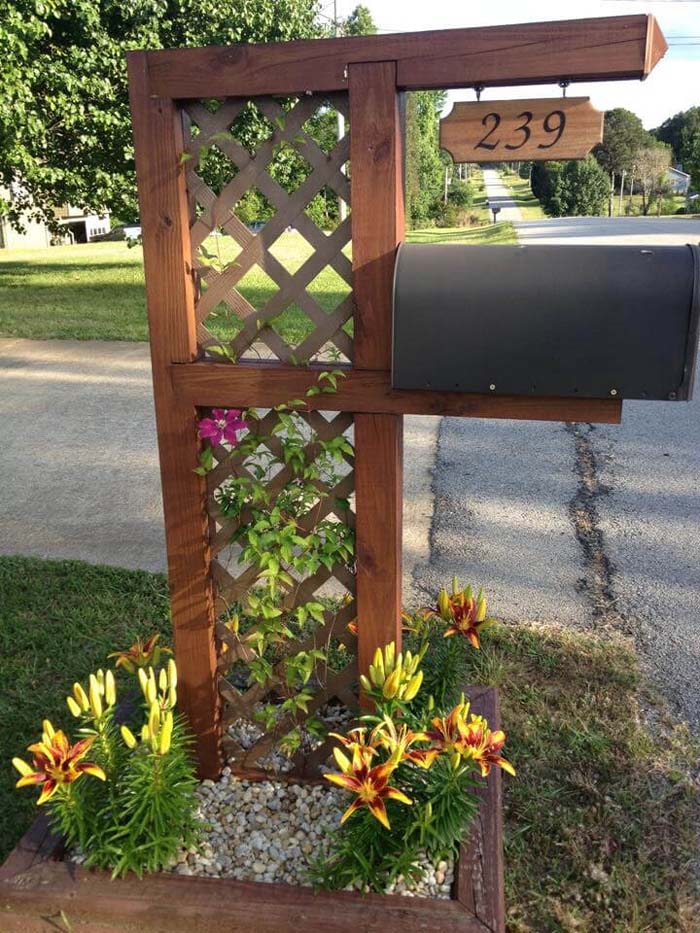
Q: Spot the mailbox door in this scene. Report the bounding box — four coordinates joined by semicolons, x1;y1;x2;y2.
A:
392;243;699;401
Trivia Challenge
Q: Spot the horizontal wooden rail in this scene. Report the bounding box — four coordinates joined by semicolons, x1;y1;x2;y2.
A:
169;362;622;424
141;14;666;98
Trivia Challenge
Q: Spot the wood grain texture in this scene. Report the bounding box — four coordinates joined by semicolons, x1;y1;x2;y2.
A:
144;15;666;98
169;362;624;424
0;689;504;933
456;687;505;933
128;53;223;778
440;98;603;164
349;62;404;695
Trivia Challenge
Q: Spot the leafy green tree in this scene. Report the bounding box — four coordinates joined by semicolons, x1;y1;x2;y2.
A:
560;156;611;216
342;5;377;36
533;157;609;217
635;141;673;215
0;0;321;230
405;91;447;228
594;108;649;214
651;107;700;172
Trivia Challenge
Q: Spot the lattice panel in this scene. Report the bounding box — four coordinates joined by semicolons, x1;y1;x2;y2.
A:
183;94;352;365
204;408;358;775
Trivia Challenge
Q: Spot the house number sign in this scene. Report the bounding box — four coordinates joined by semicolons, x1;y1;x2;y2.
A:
440;97;604;163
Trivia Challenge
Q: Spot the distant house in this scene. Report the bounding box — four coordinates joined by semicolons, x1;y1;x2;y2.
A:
0;183;109;248
666;166;691;195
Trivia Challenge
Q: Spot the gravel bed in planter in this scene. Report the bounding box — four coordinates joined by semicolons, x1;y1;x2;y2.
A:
168;767;455;899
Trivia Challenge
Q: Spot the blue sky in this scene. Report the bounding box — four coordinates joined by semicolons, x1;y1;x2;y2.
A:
328;0;700;127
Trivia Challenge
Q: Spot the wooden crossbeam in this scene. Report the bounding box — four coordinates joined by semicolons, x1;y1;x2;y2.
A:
169;361;623;424
141;15;666;98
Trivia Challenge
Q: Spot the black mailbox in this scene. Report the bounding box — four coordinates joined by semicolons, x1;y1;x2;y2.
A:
392;243;700;401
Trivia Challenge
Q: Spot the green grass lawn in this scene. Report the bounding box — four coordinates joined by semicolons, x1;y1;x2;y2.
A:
0;223;513;344
1;554;697;930
499;171;546;221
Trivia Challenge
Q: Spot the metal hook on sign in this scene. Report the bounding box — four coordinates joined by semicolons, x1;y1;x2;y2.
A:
558;80;570;98
474;84;484;102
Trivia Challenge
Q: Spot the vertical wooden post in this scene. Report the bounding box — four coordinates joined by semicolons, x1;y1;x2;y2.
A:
127;53;222;777
349;61;404;692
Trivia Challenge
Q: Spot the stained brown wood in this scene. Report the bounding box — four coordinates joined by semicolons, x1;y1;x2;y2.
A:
0;688;504;932
350;62;404;696
142;15;666;99
440;98;603;164
456;687;505;932
169;362;623;424
128;53;223;778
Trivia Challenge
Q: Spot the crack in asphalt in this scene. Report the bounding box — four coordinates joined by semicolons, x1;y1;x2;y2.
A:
565;422;635;638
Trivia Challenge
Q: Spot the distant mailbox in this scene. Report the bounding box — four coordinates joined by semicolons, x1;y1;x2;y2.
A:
392;243;700;401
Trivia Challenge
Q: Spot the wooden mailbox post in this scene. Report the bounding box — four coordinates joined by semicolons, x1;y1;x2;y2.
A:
128;14;666;778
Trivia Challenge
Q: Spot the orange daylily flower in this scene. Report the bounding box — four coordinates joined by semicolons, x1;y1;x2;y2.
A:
329;727;379;770
324;753;412;830
108;633;171;673
457;714;516;777
425;699;515;777
428;580;494;649
346;619;358;637
370;717;439;770
13;731;106;805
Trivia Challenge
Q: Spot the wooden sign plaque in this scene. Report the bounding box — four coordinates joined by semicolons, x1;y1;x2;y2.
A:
440;97;604;163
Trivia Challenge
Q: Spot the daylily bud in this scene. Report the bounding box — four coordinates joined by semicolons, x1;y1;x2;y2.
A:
42;719;55;740
159;667;167;692
425;801;433;821
427;695;435;712
149;701;160;737
121;725;137;749
452;575;459;595
372;647;384;681
402;670;423;702
89;679;103;718
359;674;372;693
450;751;461;770
152;646;161;667
141;724;150;743
138;667;149;697
382;669;400;699
73;682;90;711
146;669;157;705
169;686;177;709
385;641;395;671
66;696;82;718
95;670;105;693
159;712;173;755
104;670;116;707
167;658;178;689
438;589;450;617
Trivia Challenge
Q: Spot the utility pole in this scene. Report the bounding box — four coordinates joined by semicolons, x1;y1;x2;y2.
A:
335;0;347;221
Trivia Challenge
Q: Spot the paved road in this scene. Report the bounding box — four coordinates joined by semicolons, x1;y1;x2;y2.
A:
516;215;700;246
0;338;436;602
415;212;700;729
481;168;523;222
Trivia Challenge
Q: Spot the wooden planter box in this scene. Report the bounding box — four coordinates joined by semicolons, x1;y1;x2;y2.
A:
0;687;504;932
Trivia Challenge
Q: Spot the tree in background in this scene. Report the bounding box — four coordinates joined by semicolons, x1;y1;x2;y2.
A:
404;91;448;228
341;4;376;36
651;107;700;172
0;0;321;231
635;142;673;215
594;108;648;215
653;106;700;191
532;157;609;217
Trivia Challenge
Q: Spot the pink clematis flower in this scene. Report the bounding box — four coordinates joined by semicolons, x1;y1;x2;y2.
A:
198;408;248;447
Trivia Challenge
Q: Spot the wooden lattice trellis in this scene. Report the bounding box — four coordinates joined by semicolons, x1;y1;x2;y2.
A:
179;92;361;775
127;15;659;783
207;408;358;775
184;94;353;365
